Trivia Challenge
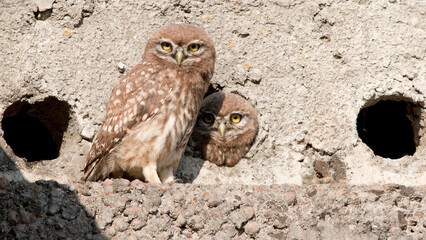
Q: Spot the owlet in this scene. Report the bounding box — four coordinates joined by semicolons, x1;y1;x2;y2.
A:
190;92;259;167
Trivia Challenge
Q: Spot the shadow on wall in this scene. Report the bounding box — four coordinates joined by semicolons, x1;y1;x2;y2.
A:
0;147;107;239
176;154;205;183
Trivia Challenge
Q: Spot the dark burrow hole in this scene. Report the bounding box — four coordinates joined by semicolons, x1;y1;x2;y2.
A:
1;97;70;162
357;98;421;159
33;9;52;21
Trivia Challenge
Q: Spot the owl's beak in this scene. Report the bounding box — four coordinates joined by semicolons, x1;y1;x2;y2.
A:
175;50;184;65
218;123;227;137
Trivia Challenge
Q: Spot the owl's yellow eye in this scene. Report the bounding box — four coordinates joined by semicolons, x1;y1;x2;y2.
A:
188;44;200;52
230;114;241;123
203;114;214;124
161;42;172;50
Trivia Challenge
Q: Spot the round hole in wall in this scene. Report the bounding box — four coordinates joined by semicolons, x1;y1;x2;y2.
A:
1;97;70;162
356;98;421;159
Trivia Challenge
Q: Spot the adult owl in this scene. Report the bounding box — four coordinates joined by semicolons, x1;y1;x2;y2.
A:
190;92;259;167
82;24;216;183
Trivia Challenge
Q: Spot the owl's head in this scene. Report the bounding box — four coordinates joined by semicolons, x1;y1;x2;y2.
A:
144;24;216;73
195;92;259;146
191;92;259;166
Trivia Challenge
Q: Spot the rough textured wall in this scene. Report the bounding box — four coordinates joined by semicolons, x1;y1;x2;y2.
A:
0;0;425;239
1;0;424;186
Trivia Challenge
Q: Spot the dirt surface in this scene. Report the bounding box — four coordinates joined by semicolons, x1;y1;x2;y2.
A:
0;0;425;239
1;178;425;239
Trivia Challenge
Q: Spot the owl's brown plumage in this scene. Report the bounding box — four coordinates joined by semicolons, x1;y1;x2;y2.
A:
82;24;216;183
190;92;259;167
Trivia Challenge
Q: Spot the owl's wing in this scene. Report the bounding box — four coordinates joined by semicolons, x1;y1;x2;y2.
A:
82;63;172;181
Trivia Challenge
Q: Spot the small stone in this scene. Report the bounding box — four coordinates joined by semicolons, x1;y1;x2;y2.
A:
187;215;203;231
249;67;262;84
244;221;260;235
112;198;127;214
0;178;10;190
205;193;223;208
0;221;11;233
54;220;65;230
112;217;129;232
105;225;116;237
81;125;95;141
61;205;81;220
314;160;329;178
96;207;114;230
117;62;126;73
229;210;247;229
130;217;147;231
398;210;407;230
241;206;255;221
34;0;54;12
116;178;130;188
102;179;115;194
175;214;186;227
399;186;414;197
19;209;34;224
200;235;214;240
221;222;238;238
282;192;297;206
124;206;141;220
273;214;289;229
82;1;95;17
7;210;19;226
131;179;147;192
47;204;60;215
201;14;213;22
307;188;317;197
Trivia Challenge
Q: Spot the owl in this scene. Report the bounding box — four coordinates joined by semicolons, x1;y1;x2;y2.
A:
190;92;259;167
82;24;216;183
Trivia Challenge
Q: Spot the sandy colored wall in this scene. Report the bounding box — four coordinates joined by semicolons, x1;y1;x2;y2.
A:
2;0;424;185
